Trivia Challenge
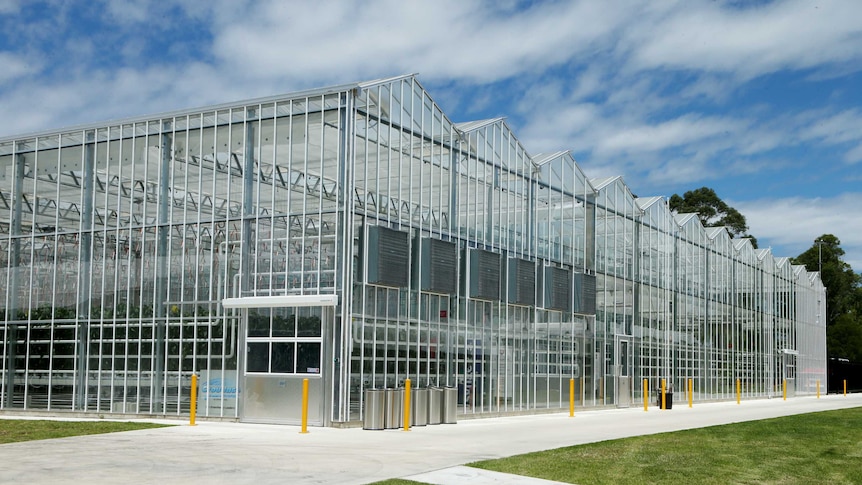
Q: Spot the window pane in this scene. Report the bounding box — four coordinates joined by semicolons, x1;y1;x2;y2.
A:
246;342;269;373
271;342;296;373
272;312;296;337
248;311;271;337
297;315;321;337
296;342;321;373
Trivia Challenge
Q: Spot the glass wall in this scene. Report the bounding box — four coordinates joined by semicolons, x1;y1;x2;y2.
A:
0;74;827;424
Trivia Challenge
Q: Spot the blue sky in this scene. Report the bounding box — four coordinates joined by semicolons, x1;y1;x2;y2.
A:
2;0;861;269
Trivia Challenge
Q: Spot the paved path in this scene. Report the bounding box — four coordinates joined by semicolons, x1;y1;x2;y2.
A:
1;394;860;485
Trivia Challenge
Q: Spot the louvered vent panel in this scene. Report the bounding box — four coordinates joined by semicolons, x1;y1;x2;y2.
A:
366;225;409;287
573;272;597;314
507;258;536;306
543;266;571;311
468;249;501;300
419;238;457;294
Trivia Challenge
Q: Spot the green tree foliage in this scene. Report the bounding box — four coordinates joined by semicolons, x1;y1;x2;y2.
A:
792;234;862;361
827;314;862;362
792;235;862;326
669;187;757;247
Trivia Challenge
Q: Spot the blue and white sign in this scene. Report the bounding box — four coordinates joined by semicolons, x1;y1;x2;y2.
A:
200;370;240;414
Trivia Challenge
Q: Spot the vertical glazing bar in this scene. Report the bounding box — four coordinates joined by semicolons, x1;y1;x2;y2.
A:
152;127;171;413
336;91;354;422
242;108;255;296
248;106;261;296
75;132;95;410
197;112;214;416
167;120;179;414
316;95;324;294
3;151;24;408
115;127;130;412
48;136;61;409
97;129;110;412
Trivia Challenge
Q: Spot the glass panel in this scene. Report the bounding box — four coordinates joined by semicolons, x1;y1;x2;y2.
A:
246;342;269;373
272;312;296;337
248;311;270;337
296;342;321;373
271;342;295;373
297;314;321;337
620;341;630;377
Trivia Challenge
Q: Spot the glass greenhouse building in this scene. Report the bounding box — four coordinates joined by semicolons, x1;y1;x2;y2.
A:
0;74;826;425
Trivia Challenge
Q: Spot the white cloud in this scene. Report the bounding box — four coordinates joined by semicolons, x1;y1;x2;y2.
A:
845;144;862;164
736;194;862;270
0;0;859;234
628;1;862;78
799;109;862;146
0;0;19;14
595;115;743;156
0;51;39;85
210;0;634;84
643;157;714;187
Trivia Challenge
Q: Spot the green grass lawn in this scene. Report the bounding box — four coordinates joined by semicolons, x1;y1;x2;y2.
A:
469;407;862;484
0;419;171;444
370;407;862;485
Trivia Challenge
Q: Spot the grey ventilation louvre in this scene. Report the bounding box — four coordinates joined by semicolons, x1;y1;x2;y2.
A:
573;272;596;314
507;258;536;306
366;225;410;287
540;265;571;311
467;248;501;300
417;237;457;294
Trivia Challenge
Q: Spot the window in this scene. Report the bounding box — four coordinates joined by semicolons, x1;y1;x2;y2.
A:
245;306;323;375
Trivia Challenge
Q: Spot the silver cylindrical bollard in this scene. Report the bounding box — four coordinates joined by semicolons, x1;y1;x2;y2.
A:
442;386;457;424
363;389;386;430
412;388;428;427
383;388;403;429
428;387;443;425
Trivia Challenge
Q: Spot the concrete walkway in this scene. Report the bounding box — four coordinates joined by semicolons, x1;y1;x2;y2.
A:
1;394;860;485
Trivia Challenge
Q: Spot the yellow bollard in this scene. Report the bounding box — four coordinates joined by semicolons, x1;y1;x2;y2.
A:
300;378;309;434
783;379;787;401
189;374;197;426
688;379;693;408
817;380;820;399
844;379;847;396
569;378;575;417
643;379;648;412
661;379;666;410
736;379;741;405
403;379;412;431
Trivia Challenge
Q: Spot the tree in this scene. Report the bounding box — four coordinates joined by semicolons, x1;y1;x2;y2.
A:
792;235;862;328
827;314;862;362
793;235;862;361
669;187;757;247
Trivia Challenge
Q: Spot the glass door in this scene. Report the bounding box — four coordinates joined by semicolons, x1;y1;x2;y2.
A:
615;336;633;407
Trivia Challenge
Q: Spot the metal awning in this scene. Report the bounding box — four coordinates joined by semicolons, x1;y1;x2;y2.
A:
222;294;338;309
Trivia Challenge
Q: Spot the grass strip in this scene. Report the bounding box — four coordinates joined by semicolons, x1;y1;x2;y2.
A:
468;407;862;484
0;419;171;444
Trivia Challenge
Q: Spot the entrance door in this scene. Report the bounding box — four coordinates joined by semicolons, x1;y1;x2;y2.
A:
223;294;336;426
615;337;633;407
781;350;797;398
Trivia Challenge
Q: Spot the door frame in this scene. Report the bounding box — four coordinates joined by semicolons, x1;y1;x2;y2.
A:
223;294;338;425
615;335;634;407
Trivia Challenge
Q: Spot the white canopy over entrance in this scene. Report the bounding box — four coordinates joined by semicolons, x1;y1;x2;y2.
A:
222;294;338;309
